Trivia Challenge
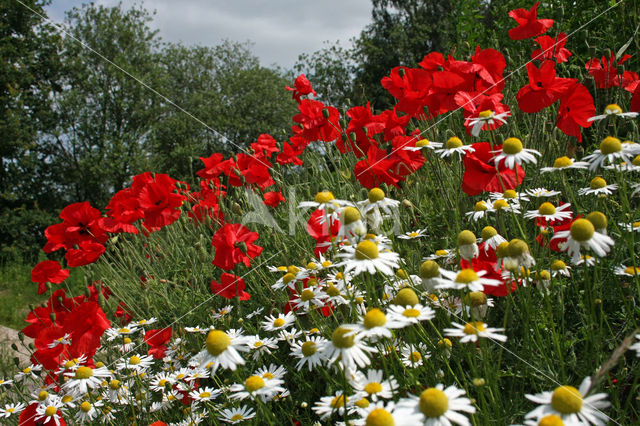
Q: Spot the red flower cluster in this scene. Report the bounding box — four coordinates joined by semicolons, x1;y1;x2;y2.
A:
31;260;70;294
211;273;251;300
211;223;262;270
507;2;554;40
461;142;525;196
145;327;173;359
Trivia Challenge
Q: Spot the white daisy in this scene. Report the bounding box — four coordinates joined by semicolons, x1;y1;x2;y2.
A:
323;325;376;370
62;365;112;396
359;400;422;425
404;137;443;151
465;108;510;137
550;260;571;277
75;400;103;423
438;268;502;292
348;307;403;340
587;103;639;121
14;363;42;382
336;239;400;276
218;405;256;423
424;248;457;263
312;391;357;420
189;386;221;404
613;265;640;277
436;136;475;158
491;137;541;169
261;312;296;332
395;383;476;425
578;176;618;196
185;326;208;334
490;188;530;203
583;136;636;170
289;286;329;313
465;200;494;222
552;219;615;263
290;336;328;371
400;342;431;368
212;304;233;319
630;334;640;357
540;157;589;173
386;304;436;327
298;191;352;225
34;395;65;426
481;226;507;253
130;317;157;327
246;335;279;360
527;187;562;197
358;187;400;217
617;221;640;232
115;354;154;373
443;321;507;343
105;326;140;341
191;329;249;373
524;202;573;223
349;369;399;401
525;376;610;425
0;402;26;418
397;228;428;239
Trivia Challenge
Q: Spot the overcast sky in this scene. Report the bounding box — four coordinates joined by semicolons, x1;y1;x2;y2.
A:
45;0;373;68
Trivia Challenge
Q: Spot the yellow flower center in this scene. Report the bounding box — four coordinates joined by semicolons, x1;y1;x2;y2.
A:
503;137;523;154
119;328;130;334
343;206;362;225
538;202;556;216
633;155;640;166
332;326;356;348
273;318;285;327
586;211;607;230
455;269;479;284
283;272;296;285
301;341;318;357
75;366;93;379
364;308;387;328
590;176;607;189
410;351;422;362
416;139;431;147
326;284;341;297
419;388;449;418
508;239;529;257
553;156;573;168
402;308;421;318
109;379;121;390
231;414;244;421
62;395;73;403
364;382;383;395
463;321;487;335
420;260;440;279
369;188;386;203
123;337;132;344
129;356;141;365
253;341;263;347
199;391;211;398
481;226;498;240
396;269;409;279
435;249;449;256
457;230;476;246
355;240;379;260
446;137;463;149
301;289;315;302
205;330;231;356
44;406;57;417
551;385;583;414
23;367;31;374
600;136;622;155
38;391;49;401
537;270;551;280
570;219;595;242
366;408;395;426
408;231;420;238
80;401;92;412
474;201;488;211
245;375;265;392
478;109;493;118
493;199;509;210
538;414;564;426
356;398;370;408
263;372;274;380
504;189;517;199
394;288;419;306
605;103;622;115
464;291;488;307
551;260;567;270
6;408;14;413
314;191;335;204
624;266;640;275
331;394;348;408
63;360;76;369
438;338;452;348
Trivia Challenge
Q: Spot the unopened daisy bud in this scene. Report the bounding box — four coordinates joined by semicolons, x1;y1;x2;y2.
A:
394;288;419;307
402;199;414;209
464;291;488;307
473;378;486;387
600;136;622;154
368;188;385;203
586;211;607;232
481;226;498;241
457;230;478;261
342;207;361;224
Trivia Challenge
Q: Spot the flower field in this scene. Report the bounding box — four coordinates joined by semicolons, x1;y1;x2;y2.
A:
5;2;640;425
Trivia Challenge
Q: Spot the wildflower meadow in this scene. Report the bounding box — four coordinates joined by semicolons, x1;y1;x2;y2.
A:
4;1;640;425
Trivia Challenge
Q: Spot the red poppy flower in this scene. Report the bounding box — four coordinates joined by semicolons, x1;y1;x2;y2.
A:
211;223;262;270
263;191;286;207
286;73;317;102
532;33;572;63
389;136;425;177
135;173;185;231
585;53;631;89
556;80;595;142
292;99;341;143
470;47;507;94
377;108;410;141
63;301;110;360
196;153;226;180
65;240;106;268
342;103;383;156
31;260;70;294
508;2;554;40
461;257;517;297
251;134;280;158
114;302;133;325
455;91;510;136
145;327;172;359
306;209;340;257
427;70;468;116
43;201;107;253
101;189;141;234
516;61;573;113
381;66;433;118
462;142;524;195
210;273;251;300
354;146;401;189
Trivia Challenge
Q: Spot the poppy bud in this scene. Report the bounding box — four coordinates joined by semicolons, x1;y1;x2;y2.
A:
11;343;17;351
50;312;56;322
398;67;405;78
13;357;19;367
349;132;357;141
322;108;330;119
232;202;242;215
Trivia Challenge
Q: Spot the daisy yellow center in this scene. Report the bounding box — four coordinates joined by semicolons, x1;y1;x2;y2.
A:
624;266;640;275
446;137;463;149
600;136;622;154
355;240;379;260
253;341;263;347
331;394;348;408
503;137;523;154
326;285;340;297
364;308;387;328
80;401;92;412
263;372;274;379
551;260;567;270
438;338;452;348
129;356;141;365
356;398;370;408
457;230;476;246
403;308;421;318
314;191;335;204
634;222;640;228
63;360;76;369
38;391;49;401
481;226;498;240
408;231;420;238
474;201;488;211
306;261;317;269
605;104;622;114
465;291;488;307
570;219;595;242
396;269;409;279
205;330;231;356
493;199;509;210
553;156;573;168
537;270;551;281
463;322;486;335
369;188;386;203
62;395;73;403
538;202;556;215
508;239;529;257
420;260;440;279
332;327;356;348
231;414;244;421
343;207;362;224
109;380;121;390
119;328;130;333
633;155;640;166
301;289;315;302
410;351;422;362
435;249;449;256
301;341;317;357
288;265;300;274
455;269;479;284
590;177;607;189
6;408;14;413
496;241;509;258
551;385;583;414
503;189;517;199
586;211;607;230
245;375;265;392
283;273;296;284
75;366;93;379
23;367;31;373
394;288;419;306
478;109;493;118
273;318;285;327
366;408;394;426
322;260;333;268
200;391;211;398
416;139;431;147
538;414;564;426
365;233;377;240
419;388;449;418
123;337;132;344
158;379;167;387
364;382;383;395
44;406;57;417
